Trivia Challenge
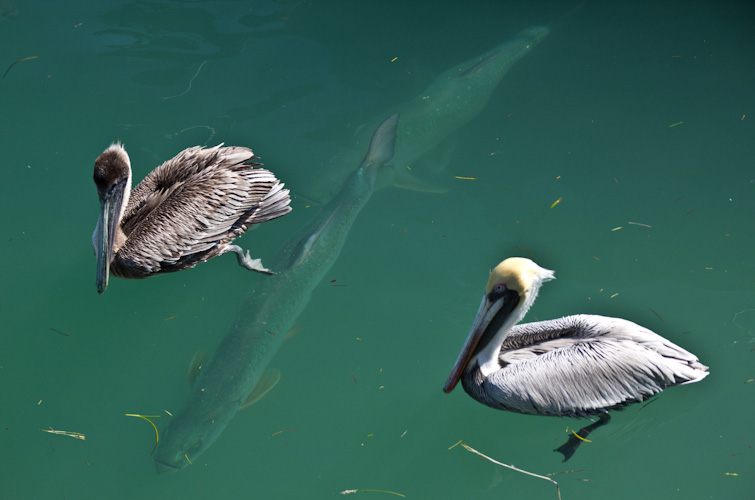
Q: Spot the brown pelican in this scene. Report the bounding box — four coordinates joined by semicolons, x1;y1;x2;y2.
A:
92;143;291;294
443;257;708;459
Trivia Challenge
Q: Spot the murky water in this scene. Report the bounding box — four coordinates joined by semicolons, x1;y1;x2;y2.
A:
1;1;753;499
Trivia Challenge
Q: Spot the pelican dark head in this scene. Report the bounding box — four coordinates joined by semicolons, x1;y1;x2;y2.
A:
94;143;131;198
93;143;132;294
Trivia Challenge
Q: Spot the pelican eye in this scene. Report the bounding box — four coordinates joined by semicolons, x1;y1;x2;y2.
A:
488;283;509;300
106;178;127;197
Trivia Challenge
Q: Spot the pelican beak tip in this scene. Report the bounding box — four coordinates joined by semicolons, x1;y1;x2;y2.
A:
443;377;458;394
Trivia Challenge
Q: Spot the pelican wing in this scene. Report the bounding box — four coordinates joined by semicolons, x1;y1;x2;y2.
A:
472;315;708;417
116;145;287;275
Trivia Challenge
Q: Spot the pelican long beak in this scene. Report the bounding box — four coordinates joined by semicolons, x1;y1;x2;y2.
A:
94;181;126;294
443;289;519;393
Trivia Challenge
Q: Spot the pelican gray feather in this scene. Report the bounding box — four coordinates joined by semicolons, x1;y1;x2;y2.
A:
444;258;708;419
92;143;291;294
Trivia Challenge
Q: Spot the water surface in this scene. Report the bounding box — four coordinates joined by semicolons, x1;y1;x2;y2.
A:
1;1;753;499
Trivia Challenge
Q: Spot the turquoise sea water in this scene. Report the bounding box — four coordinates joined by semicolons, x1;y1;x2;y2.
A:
1;1;753;498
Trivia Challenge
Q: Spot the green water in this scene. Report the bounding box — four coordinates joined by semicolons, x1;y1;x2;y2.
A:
1;0;753;498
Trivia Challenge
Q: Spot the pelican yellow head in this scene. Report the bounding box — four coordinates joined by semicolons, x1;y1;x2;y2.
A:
485;257;555;299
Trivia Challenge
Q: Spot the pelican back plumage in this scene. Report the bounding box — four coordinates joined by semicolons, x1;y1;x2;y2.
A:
463;314;708;417
444;258;708;418
92;143;291;293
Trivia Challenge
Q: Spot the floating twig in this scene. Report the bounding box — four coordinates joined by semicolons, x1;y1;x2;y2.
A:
124;414;162;455
637;397;660;412
513;246;535;259
1;56;38;80
162;60;208;100
340;489;406;497
165;124;217;145
547;470;585;476
41;427;86;440
269;429;298;438
570;430;591;443
452;441;562;500
649;308;664;322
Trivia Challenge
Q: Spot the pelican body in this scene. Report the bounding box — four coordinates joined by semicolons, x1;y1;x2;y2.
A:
92;143;291;294
153;114;399;472
444;258;708;419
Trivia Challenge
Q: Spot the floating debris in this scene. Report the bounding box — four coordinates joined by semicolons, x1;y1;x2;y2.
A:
124;414;162;455
162;60;207;100
650;309;664;322
570;430;591;443
450;440;562;500
513;246;535;259
638;398;660;412
340;489;405;497
269;429;298;438
41;427;85;440
547;470;586;477
1;56;38;81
